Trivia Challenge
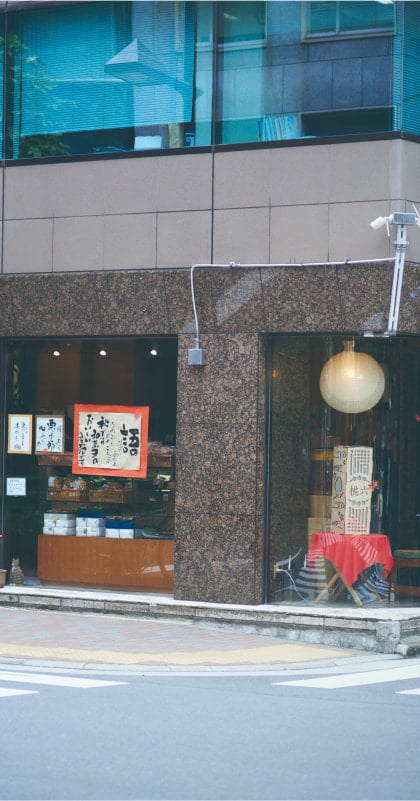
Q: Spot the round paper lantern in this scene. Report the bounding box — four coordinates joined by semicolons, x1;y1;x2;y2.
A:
319;341;385;413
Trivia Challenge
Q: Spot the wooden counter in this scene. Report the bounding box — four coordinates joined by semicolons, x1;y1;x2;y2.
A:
38;535;174;590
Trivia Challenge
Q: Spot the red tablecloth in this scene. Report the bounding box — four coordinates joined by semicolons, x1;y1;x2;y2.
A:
308;532;394;587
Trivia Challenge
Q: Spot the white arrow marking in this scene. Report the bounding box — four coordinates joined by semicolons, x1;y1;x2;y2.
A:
0;688;39;697
0;671;126;689
273;664;420;689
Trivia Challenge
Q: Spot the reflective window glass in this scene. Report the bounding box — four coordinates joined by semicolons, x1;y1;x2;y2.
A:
306;1;394;37
5;1;211;158
216;1;395;145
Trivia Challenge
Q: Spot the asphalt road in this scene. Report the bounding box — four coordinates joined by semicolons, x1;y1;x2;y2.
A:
0;660;419;801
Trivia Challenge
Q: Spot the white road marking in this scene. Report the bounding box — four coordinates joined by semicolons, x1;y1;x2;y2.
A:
0;688;38;698
0;670;126;689
273;664;420;689
396;688;420;696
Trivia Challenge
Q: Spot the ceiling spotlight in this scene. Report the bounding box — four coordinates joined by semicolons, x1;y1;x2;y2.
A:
99;346;107;357
149;346;159;357
52;346;61;357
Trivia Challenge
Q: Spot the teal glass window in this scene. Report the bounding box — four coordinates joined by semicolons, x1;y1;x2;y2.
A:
0;17;4;158
1;1;419;157
217;1;266;45
6;1;210;158
306;1;394;38
216;1;395;145
393;0;420;136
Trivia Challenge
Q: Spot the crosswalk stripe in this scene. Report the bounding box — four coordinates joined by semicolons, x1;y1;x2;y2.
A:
0;671;126;689
0;688;38;698
273;664;420;689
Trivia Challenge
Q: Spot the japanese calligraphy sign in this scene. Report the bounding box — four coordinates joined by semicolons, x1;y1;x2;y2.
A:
72;404;149;478
35;415;65;455
331;446;373;535
7;414;32;454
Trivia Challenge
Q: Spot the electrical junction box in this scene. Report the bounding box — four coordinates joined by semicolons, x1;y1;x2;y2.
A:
188;348;206;366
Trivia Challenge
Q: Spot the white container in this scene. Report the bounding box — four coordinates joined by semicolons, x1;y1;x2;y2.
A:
119;529;134;539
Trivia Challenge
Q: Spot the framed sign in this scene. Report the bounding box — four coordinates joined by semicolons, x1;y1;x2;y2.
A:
72;404;149;478
7;414;32;454
35;415;65;455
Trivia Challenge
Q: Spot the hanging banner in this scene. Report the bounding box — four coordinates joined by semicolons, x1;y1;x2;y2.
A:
72;404;149;478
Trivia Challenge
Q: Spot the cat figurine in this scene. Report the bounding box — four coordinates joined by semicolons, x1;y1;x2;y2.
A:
9;557;24;585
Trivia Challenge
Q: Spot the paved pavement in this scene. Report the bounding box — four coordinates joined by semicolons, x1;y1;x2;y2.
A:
0;604;371;672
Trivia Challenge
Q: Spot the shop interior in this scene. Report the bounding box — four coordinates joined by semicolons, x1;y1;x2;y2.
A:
2;337;177;591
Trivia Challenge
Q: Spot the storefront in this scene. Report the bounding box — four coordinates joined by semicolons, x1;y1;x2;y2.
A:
0;262;419;607
2;337;177;592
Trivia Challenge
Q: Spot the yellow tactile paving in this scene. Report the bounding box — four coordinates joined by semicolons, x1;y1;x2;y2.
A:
0;641;358;665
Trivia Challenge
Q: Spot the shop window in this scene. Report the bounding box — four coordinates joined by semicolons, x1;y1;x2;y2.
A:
268;336;420;607
3;338;177;592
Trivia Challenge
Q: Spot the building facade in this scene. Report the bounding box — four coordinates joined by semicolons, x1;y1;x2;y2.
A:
0;1;419;606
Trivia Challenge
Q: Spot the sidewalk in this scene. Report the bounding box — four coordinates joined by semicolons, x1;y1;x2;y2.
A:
1;583;420;661
0;602;369;672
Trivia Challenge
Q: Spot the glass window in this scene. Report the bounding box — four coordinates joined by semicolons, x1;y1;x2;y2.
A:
393;0;420;136
2;1;419;155
217;1;266;45
267;335;420;607
5;1;211;158
3;338;177;591
305;1;395;38
216;0;395;145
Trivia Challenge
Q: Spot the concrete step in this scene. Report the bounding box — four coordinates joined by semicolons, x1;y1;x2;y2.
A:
396;636;420;657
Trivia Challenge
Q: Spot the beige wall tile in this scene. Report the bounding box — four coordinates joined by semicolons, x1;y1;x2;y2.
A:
3;218;53;273
103;157;159;214
269;144;330;206
213;207;270;264
50;161;106;217
156;153;213;211
53;216;104;271
397;140;420;211
270;204;329;264
214;150;270;209
329;140;392;203
4;164;56;219
157;210;212;268
329;202;395;262
103;213;157;270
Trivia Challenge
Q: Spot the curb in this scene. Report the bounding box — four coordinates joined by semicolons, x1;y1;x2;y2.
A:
1;585;420;654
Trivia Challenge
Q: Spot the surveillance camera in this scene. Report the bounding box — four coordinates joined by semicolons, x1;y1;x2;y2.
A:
370;216;388;230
